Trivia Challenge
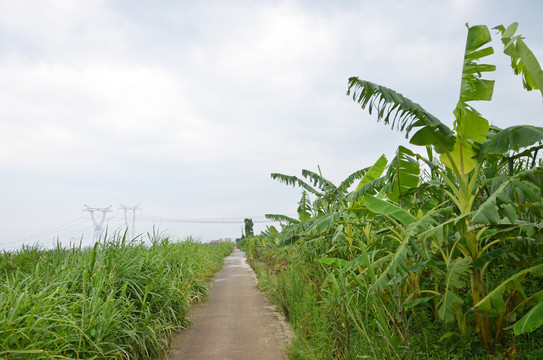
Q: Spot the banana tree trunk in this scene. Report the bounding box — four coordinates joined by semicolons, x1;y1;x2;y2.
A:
470;269;493;350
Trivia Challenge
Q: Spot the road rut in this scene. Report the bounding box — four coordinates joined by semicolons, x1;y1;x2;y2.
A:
164;247;291;360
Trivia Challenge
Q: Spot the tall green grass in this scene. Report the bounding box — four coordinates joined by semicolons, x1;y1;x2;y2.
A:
244;237;543;359
242;239;507;359
0;233;233;359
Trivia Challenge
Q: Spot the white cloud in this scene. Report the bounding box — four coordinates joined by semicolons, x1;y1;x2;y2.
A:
0;0;128;61
0;59;257;173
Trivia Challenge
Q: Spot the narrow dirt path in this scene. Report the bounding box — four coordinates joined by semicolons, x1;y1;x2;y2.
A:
164;247;291;360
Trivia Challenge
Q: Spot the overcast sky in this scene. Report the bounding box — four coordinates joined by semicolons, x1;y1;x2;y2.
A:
1;0;542;249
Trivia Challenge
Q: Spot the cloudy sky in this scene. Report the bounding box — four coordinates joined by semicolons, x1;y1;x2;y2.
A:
1;0;542;249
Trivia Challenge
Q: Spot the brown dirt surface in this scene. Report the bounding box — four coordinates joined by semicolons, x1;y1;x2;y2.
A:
163;247;292;360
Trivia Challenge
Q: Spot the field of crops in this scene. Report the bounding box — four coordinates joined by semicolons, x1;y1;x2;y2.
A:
240;23;543;359
0;233;233;359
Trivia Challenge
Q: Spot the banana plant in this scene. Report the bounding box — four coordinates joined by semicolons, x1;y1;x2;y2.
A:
269;167;368;217
266;167;374;249
347;23;543;350
494;22;543;96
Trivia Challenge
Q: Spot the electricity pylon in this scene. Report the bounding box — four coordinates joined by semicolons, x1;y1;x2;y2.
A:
84;205;112;242
120;204;139;239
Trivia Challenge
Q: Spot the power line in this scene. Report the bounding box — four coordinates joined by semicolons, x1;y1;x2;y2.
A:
20;218;87;240
24;219;90;240
131;215;277;224
2;211;290;251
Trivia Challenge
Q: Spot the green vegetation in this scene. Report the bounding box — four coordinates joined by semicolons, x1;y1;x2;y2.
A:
242;23;543;359
0;233;233;359
244;218;255;238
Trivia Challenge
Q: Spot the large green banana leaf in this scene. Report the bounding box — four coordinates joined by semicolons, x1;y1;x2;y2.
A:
473;263;543;314
495;22;543;96
387;146;420;202
483;125;543;154
514;299;543;335
347;79;455;154
363;196;416;226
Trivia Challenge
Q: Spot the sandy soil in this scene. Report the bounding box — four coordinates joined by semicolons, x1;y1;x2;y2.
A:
163;247;292;360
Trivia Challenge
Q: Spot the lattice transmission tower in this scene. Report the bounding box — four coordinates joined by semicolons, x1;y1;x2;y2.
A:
84;205;112;242
120;204;139;239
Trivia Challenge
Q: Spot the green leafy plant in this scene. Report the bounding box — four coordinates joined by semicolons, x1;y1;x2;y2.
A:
347;22;543;351
262;22;542;358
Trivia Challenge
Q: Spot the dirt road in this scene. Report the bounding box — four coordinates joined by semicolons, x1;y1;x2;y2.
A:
164;247;291;360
